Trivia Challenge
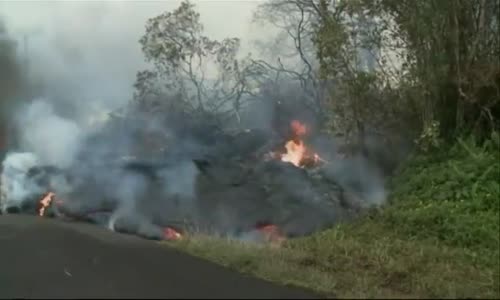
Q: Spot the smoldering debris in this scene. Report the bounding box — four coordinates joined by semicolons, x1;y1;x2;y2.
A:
0;100;387;243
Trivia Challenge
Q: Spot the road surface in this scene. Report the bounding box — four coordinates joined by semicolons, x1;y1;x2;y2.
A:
0;215;322;299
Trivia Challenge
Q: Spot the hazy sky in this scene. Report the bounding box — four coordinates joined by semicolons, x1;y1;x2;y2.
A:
0;0;264;113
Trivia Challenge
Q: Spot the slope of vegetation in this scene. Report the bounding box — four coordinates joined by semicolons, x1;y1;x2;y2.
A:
168;135;500;298
135;0;498;297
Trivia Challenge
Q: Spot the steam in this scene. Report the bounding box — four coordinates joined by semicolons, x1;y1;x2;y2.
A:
159;161;199;199
0;2;392;242
0;94;389;239
14;99;85;168
0;152;41;213
323;154;387;207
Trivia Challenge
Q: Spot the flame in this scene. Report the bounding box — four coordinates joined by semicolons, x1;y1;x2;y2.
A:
290;120;307;136
281;140;306;167
38;192;55;217
270;120;324;168
163;227;183;241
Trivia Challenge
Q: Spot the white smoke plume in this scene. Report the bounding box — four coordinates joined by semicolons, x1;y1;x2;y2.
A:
0;2;397;243
0;98;90;212
0;152;41;213
14;99;86;169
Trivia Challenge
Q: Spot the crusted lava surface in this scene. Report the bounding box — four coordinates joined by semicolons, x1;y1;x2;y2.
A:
0;113;375;242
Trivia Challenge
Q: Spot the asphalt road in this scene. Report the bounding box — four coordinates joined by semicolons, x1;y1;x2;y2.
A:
0;215;321;299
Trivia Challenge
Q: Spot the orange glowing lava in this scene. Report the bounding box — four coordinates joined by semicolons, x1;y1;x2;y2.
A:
290;120;307;137
163;227;183;241
38;192;55;217
281;139;307;167
270;120;324;168
256;223;286;245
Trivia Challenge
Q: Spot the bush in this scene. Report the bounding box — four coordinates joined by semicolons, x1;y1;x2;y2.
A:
168;135;499;298
386;133;500;251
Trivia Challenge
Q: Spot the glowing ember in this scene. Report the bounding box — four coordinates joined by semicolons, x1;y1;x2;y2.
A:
163;227;183;241
281;140;306;167
290;120;307;136
270;120;324;168
256;223;286;245
38;192;55;217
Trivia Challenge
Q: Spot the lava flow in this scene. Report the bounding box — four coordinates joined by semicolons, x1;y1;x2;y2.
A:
271;120;323;168
255;222;286;245
163;227;183;241
38;192;55;217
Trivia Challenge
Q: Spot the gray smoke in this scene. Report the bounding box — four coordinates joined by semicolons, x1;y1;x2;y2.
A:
0;2;392;243
14;99;85;168
0;18;21;103
0;152;41;213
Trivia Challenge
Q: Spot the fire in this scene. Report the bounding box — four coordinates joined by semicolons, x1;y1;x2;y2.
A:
290;120;307;136
256;223;285;245
163;227;183;241
270;120;324;168
38;192;55;217
281;140;306;167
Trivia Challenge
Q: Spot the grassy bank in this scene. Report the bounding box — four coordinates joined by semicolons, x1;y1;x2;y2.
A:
167;136;500;298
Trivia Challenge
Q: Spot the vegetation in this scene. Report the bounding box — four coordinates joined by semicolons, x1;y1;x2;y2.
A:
169;135;499;298
313;0;499;144
1;0;498;297
132;0;499;297
133;0;499;153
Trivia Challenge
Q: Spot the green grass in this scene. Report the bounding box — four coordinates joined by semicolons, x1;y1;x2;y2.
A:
165;135;500;298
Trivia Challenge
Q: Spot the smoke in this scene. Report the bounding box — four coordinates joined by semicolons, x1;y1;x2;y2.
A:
0;152;41;213
14;99;85;168
0;2;394;243
322;153;387;207
159;161;199;199
0;1;259;114
0;17;22;139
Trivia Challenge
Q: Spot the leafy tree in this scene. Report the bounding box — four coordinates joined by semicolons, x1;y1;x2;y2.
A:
252;0;328;122
313;0;500;146
133;0;261;125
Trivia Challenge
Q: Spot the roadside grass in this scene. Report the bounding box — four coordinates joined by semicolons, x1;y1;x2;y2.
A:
166;135;500;298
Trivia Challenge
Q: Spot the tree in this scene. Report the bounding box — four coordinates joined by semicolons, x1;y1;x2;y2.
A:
133;0;261;126
382;0;500;140
314;0;500;146
252;0;329;122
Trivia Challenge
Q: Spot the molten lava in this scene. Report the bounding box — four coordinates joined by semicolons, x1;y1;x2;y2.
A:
163;227;183;241
270;120;323;168
281;140;307;167
290;120;307;136
256;223;285;245
38;192;55;217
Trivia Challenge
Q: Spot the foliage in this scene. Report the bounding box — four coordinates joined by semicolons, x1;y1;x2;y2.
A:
133;0;262;125
167;135;500;298
414;120;442;152
385;134;500;252
313;0;500;143
251;0;327;120
134;3;500;297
